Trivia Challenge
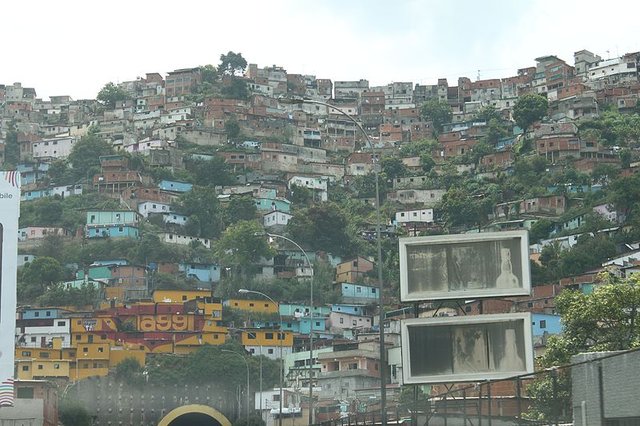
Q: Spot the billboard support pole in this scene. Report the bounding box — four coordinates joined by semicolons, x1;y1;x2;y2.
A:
487;381;492;426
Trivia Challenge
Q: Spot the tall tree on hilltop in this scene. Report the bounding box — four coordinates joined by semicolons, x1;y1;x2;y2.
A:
219;51;248;76
96;82;131;109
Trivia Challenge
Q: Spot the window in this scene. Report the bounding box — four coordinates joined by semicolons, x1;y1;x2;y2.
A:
46;311;51;317
39;352;50;359
37;364;44;370
58;321;65;326
17;387;34;399
22;365;29;372
83;347;88;353
340;318;344;324
540;320;547;329
268;349;274;354
98;347;104;353
348;363;358;370
34;312;40;317
54;363;60;370
30;337;36;343
265;333;274;340
21;351;31;357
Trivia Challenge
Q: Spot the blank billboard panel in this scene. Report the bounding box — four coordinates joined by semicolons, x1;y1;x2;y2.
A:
399;230;531;302
401;313;534;384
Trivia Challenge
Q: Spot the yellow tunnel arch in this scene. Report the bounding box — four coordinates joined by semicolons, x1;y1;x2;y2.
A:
157;404;232;426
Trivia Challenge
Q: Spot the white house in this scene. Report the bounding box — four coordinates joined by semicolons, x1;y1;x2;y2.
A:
138;201;172;218
32;136;75;160
52;184;83;198
17;254;36;267
288;175;328;202
162;212;188;226
394;208;434;224
160;232;210;248
263;211;292;228
16;318;71;348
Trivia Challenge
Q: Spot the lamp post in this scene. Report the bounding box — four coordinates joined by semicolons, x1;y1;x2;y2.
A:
239;288;285;426
222;349;250;425
260;232;315;425
279;96;387;425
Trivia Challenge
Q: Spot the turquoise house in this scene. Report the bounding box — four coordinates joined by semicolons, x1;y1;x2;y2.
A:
159;180;193;193
86;225;139;239
255;197;291;213
339;283;379;303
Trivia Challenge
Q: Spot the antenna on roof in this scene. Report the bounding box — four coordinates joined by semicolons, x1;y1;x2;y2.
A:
477;69;481;81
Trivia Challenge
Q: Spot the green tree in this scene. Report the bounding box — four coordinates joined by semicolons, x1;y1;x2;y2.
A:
527;274;640;422
37;283;98;308
184;156;235;187
18;256;66;303
2;121;19;167
224;195;258;225
474;105;502;123
219;51;248;76
214;220;274;277
529;218;554;243
175;186;223;238
200;64;218;83
513;93;548;131
420;100;453;135
113;357;145;387
96;82;131;109
287;203;359;257
399;138;438;157
59;399;92;426
609;172;640;219
222;77;249;100
381;156;408;180
224;118;241;141
67;129;115;183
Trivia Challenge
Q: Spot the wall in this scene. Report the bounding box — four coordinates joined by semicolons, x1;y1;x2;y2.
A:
572;350;640;425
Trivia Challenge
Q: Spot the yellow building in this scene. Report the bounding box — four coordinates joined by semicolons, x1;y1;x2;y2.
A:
152;289;212;303
227;299;279;314
241;329;293;347
14;346;71;380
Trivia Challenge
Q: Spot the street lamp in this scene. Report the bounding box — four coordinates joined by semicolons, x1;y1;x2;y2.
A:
239;288;285;426
259;232;316;425
221;349;250;425
279;96;387;425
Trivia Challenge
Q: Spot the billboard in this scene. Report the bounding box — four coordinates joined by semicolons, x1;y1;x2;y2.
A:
399;230;531;302
401;313;534;384
0;171;20;407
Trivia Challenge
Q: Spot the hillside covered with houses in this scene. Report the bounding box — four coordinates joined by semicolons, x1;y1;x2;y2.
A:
3;48;640;424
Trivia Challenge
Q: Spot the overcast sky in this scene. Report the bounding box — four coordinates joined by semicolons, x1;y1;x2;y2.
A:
3;0;639;100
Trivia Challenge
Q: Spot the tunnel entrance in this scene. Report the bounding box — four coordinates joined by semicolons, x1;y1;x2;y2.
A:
157;404;231;426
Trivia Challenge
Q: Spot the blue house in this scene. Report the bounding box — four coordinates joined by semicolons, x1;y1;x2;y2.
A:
255;197;291;213
179;263;221;283
279;303;331;318
338;283;379;303
17;162;49;186
158;180;193;193
21;188;52;201
253;317;327;334
19;307;67;320
532;313;562;337
331;304;368;316
86;225;139;239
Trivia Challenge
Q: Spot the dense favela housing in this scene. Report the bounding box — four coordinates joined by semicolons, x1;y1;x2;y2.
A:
2;47;640;425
